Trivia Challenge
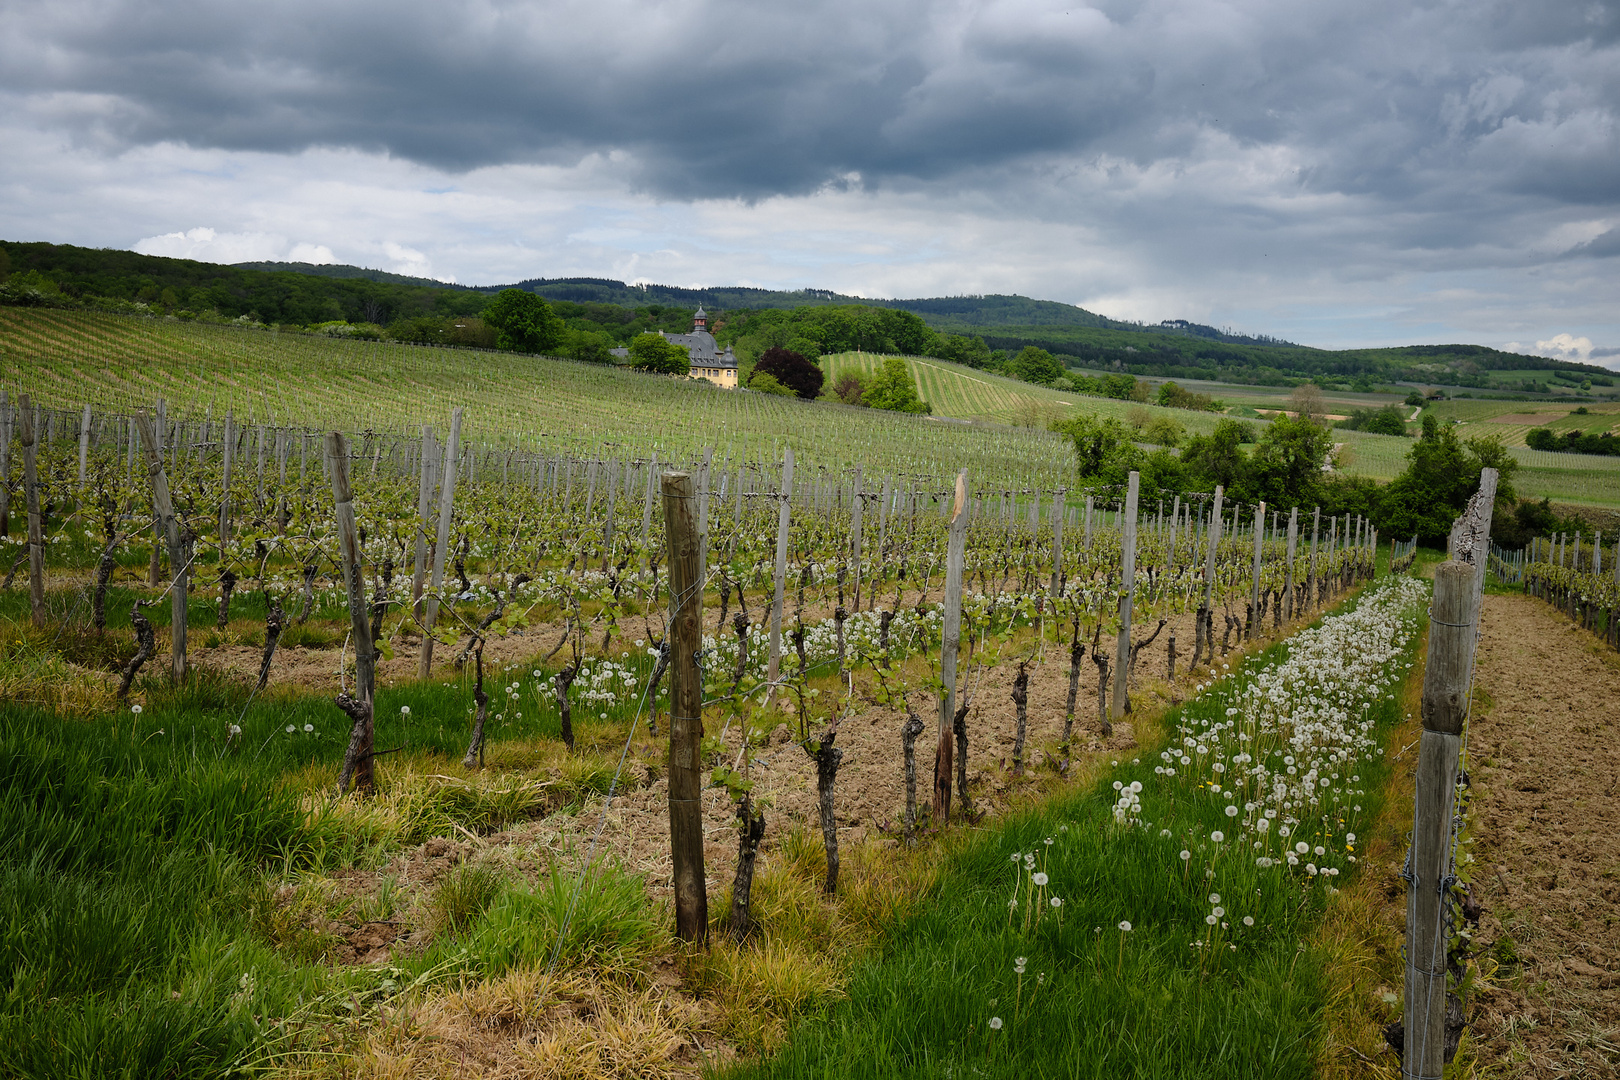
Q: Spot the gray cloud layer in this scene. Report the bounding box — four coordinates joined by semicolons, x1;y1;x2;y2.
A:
5;0;1616;205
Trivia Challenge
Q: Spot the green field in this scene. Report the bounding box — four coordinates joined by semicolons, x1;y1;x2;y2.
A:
5;309;1620;506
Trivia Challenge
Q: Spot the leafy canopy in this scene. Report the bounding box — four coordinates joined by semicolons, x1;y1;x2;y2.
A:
482;289;564;354
625;333;691;375
861;358;930;414
752;346;824;400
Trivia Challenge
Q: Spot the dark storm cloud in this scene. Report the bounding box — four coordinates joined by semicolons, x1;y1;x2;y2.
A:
4;0;1615;210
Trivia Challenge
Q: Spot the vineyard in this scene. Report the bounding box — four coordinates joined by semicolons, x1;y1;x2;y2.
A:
0;344;1606;1078
6;307;1620;507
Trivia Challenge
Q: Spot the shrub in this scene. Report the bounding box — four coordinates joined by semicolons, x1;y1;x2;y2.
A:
753;347;825;399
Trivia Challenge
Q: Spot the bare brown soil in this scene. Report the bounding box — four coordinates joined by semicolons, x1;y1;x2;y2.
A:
1466;593;1620;1077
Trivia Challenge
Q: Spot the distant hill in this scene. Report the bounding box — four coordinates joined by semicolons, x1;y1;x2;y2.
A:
232;261;475;289
3;241;1611;392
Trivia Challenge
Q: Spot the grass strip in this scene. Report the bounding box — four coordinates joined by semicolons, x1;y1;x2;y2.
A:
727;576;1431;1080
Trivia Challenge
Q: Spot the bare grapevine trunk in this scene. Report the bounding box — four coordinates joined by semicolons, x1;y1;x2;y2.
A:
217;568;237;630
1063;639;1085;751
93;540;117;632
953;701;972;818
900;702;925;845
256;598;284;692
554;662;578;752
1093;652;1112;739
726;793;767;942
1010;661;1030;777
117;602;155;699
809;719;844;894
461;644;490;768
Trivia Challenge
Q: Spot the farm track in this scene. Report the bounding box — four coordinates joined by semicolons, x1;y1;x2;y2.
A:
1467;593;1620;1078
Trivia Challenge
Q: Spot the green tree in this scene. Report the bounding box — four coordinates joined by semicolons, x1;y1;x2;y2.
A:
1179;419;1254;492
482;289;564;354
1006;346;1065;386
1375;419;1516;545
861;358;930;413
626;333;691;375
745;371;797;396
753;346;824;399
1247;415;1334;506
1051;413;1140;485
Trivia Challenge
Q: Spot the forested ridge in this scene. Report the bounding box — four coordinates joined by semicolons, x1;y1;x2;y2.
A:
2;240;1611;392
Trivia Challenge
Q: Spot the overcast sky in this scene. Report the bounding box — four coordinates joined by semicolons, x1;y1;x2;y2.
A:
2;0;1616;361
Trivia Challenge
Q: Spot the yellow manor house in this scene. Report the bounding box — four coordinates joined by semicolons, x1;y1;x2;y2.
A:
613;307;739;387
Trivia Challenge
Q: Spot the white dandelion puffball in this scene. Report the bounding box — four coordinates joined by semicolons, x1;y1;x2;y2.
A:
1296;842;1310;854
1180;850;1191;861
1346;833;1356;843
1119;920;1132;932
1212;906;1225;918
1243;916;1255;927
990;1017;1003;1030
400;705;411;716
1209;893;1221;905
1206;914;1219;925
1051;897;1063;908
1256;818;1270;833
285;724;296;733
303;724;314;733
1225;805;1238;817
1032;872;1049;887
1211;831;1225;843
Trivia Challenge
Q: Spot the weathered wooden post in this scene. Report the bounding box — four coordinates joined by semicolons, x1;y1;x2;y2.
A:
135;410;186;681
328;432;378;797
849;466;864;613
20;398;45;627
766;448;794;708
219;411;235;547
419;408;462;679
1284;507;1299;621
411;425;437;618
0;390;11;536
1247;501;1266;639
1198;486;1224;667
1111;471;1140;719
1403;469;1496;1080
935;470;968;819
1049;488;1066;598
77;404;91;492
662;470;708;944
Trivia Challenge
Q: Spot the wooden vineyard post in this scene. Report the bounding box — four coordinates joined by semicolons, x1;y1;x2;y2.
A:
19;398;44;627
419;408;462;679
1307;507;1320;610
77;404;91;493
328;432;378;797
849;466;863;613
662;470;708;944
1111;471;1139;720
935;470;968;820
640;453;658;576
766;448;794;708
1198;486;1224;667
1403;469;1495;1080
1049;488;1065;598
134;410;186;682
1247;501;1266;640
0;390;11;537
873;475;892;609
1284;507;1299;622
149;400;166;586
601;457;619;572
411;425;437;618
219;411;235;547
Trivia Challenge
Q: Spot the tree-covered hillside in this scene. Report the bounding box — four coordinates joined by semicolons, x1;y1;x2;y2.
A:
2;240;1611;394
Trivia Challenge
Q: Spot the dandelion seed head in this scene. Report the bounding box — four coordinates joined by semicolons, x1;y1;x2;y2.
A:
989;1017;1003;1030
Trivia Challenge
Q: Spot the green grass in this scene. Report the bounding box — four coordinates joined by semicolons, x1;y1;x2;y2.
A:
0;308;1074;489
726;585;1426;1080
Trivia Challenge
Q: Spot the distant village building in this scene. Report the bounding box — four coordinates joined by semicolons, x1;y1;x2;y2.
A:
610;307;739;388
